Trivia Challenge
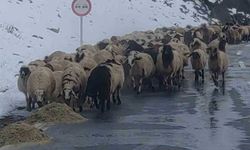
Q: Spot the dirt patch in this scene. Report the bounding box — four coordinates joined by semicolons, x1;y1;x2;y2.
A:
25;103;87;125
0;123;48;147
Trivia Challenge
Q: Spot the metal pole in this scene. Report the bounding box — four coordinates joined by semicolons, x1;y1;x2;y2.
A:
80;16;83;46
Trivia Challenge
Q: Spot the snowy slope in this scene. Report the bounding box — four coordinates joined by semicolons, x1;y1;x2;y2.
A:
0;0;207;117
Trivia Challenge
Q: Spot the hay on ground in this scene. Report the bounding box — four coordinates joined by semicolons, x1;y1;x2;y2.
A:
25;103;87;125
0;123;48;147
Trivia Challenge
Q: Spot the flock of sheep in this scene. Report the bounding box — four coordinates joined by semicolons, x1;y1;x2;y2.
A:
17;23;250;112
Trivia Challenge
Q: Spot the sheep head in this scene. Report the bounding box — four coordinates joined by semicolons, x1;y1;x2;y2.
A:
190;51;200;59
63;87;78;103
75;51;85;63
35;90;45;107
127;51;140;67
19;66;31;78
208;47;218;58
162;45;174;68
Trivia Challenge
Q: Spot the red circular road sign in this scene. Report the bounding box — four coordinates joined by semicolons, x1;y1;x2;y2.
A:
72;0;92;16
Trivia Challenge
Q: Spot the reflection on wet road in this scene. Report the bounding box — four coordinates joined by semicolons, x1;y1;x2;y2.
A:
15;44;250;150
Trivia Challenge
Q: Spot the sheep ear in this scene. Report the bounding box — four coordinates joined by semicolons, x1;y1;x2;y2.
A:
44;56;49;63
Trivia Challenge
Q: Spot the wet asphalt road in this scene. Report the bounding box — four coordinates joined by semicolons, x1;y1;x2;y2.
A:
4;44;250;150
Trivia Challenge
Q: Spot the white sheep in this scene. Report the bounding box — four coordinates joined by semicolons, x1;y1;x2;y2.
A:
93;50;114;64
190;38;208;52
62;63;87;111
85;59;125;112
190;49;207;82
44;51;74;62
26;67;56;111
45;59;73;71
75;45;98;62
208;46;229;87
128;51;156;94
52;71;64;102
156;44;184;89
78;57;98;78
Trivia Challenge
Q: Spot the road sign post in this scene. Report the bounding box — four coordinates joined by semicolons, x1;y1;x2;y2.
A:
72;0;92;46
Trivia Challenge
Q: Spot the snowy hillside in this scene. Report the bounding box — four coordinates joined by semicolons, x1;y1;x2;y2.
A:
0;0;207;117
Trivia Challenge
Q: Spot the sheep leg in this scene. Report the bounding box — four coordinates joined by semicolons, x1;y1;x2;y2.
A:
112;92;117;104
32;101;36;110
177;72;181;89
100;99;105;113
222;72;225;86
149;79;155;92
131;77;136;91
116;88;122;105
106;96;111;111
182;68;185;79
202;69;205;83
212;74;217;87
94;96;99;109
137;78;143;95
195;70;199;81
158;76;164;90
212;73;219;87
26;96;32;112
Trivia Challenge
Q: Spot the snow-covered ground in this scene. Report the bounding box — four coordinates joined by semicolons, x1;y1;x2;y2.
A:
0;0;207;117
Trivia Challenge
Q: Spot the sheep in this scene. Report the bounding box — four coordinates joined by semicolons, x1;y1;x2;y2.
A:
52;71;64;102
45;59;72;71
208;32;227;52
105;43;125;56
44;51;74;62
95;39;110;50
62;63;87;111
17;61;47;111
223;26;242;44
26;67;56;111
17;66;32;111
128;51;156;94
75;44;98;62
28;59;46;68
190;38;208;52
238;26;250;42
78;57;98;78
194;24;216;44
85;59;125;112
168;38;190;79
207;45;229;88
190;49;207;82
184;28;196;46
93;49;114;64
156;44;184;89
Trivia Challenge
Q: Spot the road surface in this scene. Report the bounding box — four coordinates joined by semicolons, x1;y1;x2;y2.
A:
2;43;250;150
